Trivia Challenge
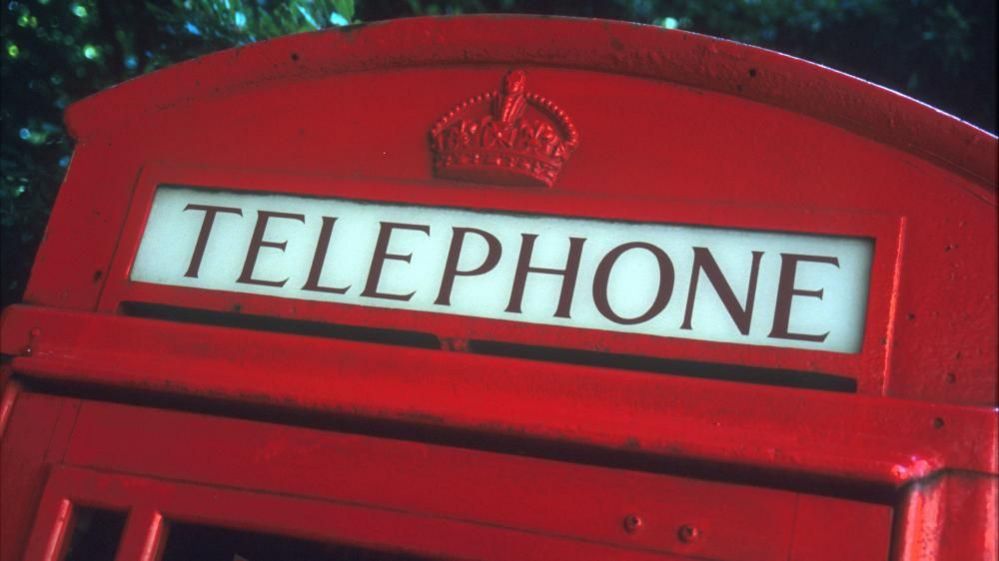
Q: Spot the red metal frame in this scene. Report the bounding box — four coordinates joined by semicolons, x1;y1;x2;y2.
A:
94;163;903;394
3;15;996;561
3;305;996;486
20;399;894;561
24;25;995;404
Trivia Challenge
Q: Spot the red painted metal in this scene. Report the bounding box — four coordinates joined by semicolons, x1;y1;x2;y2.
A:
429;69;580;187
2;15;996;561
24;17;997;405
0;393;80;561
19;400;895;561
2;305;996;484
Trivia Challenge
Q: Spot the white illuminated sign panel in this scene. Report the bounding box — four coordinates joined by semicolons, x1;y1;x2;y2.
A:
132;186;874;353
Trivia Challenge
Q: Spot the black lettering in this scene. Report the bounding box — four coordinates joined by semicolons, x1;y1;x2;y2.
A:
505;234;586;319
435;227;502;306
361;222;431;301
768;253;840;342
681;248;764;335
236;210;306;287
592;242;675;325
183;204;243;278
301;216;350;294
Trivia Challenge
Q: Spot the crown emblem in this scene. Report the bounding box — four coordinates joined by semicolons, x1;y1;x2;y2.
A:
430;70;579;188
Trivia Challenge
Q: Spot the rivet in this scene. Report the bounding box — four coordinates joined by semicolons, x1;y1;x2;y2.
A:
22;345;32;357
933;417;945;429
622;514;643;533
677;524;700;543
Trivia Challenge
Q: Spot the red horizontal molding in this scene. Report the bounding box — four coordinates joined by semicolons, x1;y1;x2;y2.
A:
3;304;997;484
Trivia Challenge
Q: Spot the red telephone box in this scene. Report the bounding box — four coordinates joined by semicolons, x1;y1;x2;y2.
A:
2;16;996;561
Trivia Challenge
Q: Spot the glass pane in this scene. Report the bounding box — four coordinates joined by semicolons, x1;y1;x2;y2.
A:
160;521;434;561
62;507;127;561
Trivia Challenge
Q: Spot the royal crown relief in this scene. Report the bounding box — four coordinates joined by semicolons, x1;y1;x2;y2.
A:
429;70;579;188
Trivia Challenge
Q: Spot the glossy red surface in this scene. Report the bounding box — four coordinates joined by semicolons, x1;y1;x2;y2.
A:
18;399;893;561
2;15;996;561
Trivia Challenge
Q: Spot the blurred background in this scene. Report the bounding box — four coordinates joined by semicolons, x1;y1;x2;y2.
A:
2;0;996;308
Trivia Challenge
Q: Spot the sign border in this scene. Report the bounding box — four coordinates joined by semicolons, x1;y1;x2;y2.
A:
99;163;903;395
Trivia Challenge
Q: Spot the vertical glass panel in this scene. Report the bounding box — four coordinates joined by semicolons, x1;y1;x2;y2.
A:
160;521;433;561
61;507;127;561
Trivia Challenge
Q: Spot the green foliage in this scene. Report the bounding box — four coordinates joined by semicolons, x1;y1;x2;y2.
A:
1;0;994;307
1;0;356;307
149;0;354;48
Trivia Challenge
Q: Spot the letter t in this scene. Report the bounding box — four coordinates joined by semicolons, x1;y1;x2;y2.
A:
183;203;243;278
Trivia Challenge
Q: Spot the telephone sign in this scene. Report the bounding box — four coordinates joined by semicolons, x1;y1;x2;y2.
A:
133;186;873;352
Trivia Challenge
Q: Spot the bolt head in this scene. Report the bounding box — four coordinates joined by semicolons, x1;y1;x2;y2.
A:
677;524;700;543
623;514;643;533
